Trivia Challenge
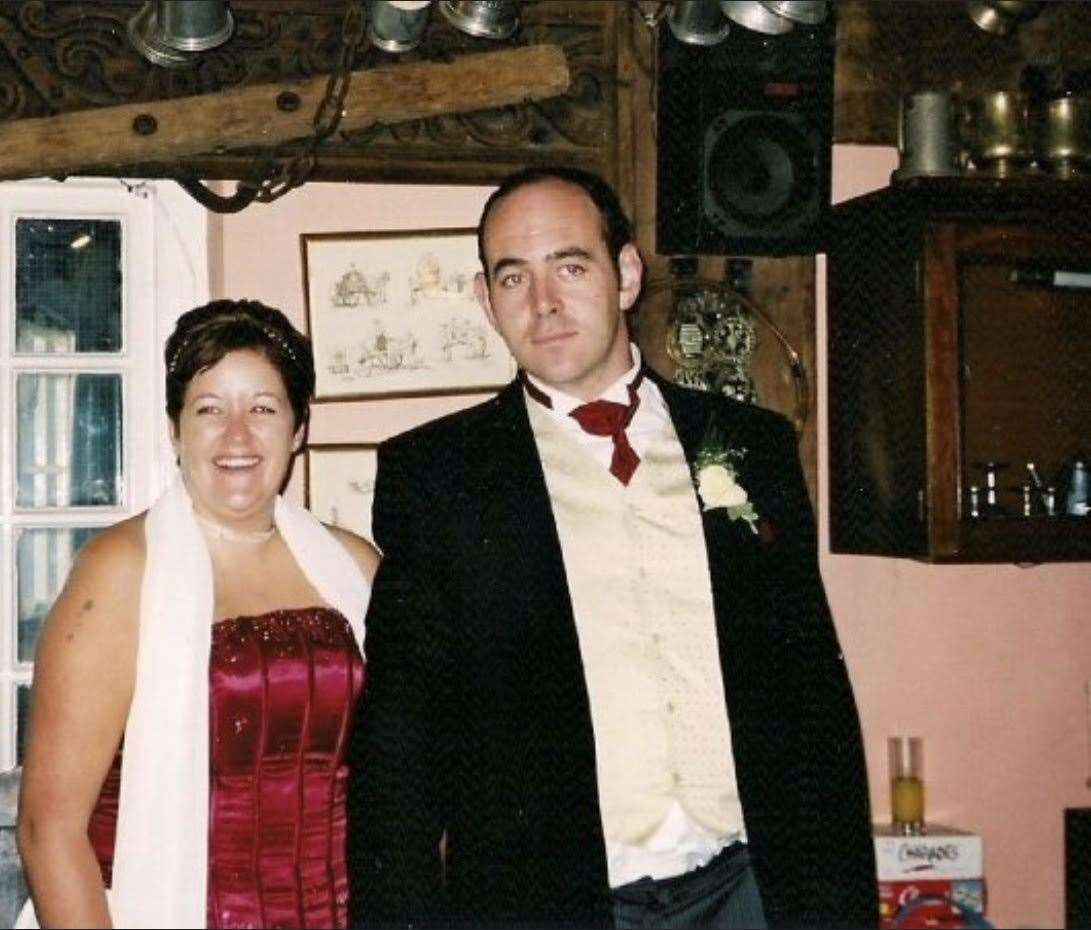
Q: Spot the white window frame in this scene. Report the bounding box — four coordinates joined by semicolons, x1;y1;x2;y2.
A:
0;178;208;770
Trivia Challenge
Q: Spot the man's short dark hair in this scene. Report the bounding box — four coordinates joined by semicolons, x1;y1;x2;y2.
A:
476;166;634;281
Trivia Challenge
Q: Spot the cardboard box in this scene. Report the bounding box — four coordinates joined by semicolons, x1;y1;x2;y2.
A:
873;824;983;881
879;878;987;929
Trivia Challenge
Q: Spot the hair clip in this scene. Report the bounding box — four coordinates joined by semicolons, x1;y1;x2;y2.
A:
167;335;192;374
260;327;299;364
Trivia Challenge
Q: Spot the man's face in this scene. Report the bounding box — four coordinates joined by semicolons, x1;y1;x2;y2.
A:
474;180;643;401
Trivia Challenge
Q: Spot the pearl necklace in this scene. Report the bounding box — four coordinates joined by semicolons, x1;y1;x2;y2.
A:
195;513;276;545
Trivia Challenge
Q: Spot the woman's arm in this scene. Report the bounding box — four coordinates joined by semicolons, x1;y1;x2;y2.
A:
16;518;144;929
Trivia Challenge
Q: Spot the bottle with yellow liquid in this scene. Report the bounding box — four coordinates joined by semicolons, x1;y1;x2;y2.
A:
888;737;925;835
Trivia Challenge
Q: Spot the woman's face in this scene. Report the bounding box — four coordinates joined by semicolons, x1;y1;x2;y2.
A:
171;348;303;529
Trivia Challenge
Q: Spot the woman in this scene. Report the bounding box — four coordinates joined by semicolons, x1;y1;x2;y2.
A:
16;300;379;929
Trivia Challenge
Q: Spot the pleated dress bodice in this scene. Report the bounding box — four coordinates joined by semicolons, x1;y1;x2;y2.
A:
88;606;366;929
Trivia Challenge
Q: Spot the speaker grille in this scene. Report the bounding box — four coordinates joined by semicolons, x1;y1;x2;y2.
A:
656;17;834;256
704;111;819;233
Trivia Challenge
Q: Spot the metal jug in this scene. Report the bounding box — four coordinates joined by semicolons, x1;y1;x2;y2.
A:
893;90;961;181
963;90;1033;176
1036;96;1091;178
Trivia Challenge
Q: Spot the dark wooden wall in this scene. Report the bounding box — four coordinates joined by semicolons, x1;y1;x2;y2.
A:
4;0;1090;503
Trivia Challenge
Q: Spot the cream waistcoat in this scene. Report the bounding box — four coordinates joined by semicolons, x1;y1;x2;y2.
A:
527;399;746;851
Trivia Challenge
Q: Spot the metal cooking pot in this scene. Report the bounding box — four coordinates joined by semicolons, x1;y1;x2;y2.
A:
438;1;520;40
966;0;1042;36
720;0;794;34
760;1;828;25
669;0;731;46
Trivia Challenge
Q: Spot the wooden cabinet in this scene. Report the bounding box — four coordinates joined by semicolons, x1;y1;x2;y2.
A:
827;179;1091;562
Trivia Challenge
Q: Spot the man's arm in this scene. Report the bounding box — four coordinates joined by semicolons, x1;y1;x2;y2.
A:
346;438;452;927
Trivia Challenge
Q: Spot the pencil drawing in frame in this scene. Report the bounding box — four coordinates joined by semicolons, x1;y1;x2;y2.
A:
305;444;378;544
301;228;516;400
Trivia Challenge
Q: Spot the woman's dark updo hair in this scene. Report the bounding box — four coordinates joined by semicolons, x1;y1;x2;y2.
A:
165;299;315;430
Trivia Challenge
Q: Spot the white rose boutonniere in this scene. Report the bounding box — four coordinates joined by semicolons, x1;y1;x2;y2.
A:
693;425;759;533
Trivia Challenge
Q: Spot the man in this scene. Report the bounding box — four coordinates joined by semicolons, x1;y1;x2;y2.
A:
348;166;877;929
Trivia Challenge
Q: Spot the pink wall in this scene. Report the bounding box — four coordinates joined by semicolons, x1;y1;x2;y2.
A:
213;181;495;498
822;147;1091;929
216;159;1091;928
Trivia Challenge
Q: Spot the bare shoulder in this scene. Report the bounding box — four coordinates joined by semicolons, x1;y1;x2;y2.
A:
31;513;147;672
78;513;147;577
326;524;381;583
42;514;146;643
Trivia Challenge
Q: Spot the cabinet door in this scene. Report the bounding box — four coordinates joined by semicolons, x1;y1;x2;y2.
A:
827;201;928;558
926;222;1091;561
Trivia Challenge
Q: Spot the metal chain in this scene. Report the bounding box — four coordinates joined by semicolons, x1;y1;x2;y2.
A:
174;0;366;213
249;0;366;203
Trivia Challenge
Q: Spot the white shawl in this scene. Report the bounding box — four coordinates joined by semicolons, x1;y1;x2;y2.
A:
18;477;370;929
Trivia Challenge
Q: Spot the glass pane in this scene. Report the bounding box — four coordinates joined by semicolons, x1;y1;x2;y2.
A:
16;686;30;766
15;526;103;663
15;217;122;353
16;372;123;508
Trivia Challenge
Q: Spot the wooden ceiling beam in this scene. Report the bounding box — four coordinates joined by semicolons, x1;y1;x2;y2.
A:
0;43;569;182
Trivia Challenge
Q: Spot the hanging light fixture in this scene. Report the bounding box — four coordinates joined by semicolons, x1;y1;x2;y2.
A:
668;0;731;46
720;1;794;34
438;1;521;40
367;0;434;53
128;0;234;68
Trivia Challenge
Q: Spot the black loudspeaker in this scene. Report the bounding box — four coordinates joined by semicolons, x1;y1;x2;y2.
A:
656;15;835;257
1069;807;1091;929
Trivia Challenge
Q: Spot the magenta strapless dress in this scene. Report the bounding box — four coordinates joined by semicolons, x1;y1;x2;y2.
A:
87;607;366;930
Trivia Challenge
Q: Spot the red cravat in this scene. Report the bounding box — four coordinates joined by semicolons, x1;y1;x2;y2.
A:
523;370;645;485
568;394;641;484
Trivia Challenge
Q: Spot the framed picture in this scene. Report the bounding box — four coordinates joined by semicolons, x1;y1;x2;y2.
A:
301;228;516;400
305;444;378;543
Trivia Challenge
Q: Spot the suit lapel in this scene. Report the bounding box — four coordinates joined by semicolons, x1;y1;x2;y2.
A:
468;379;579;634
472;381;559;529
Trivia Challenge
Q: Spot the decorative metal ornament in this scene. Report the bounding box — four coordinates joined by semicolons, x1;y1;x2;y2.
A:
642;275;810;435
666;286;759;405
439;1;521;40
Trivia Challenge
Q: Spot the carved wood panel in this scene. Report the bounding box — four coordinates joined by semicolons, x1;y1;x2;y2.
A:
0;0;617;184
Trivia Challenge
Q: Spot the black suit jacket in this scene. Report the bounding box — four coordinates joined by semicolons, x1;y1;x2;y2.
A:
347;372;878;929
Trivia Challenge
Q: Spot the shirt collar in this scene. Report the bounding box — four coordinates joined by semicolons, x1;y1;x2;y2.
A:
523;344;643;416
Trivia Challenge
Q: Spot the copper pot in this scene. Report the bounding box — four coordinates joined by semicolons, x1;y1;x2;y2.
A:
963;91;1033;176
1036;96;1091;178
